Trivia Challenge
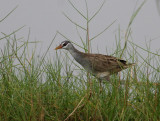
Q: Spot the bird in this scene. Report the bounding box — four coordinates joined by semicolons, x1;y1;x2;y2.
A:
55;40;135;82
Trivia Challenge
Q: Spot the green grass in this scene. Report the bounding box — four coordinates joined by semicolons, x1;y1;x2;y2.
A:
0;43;160;120
0;0;160;120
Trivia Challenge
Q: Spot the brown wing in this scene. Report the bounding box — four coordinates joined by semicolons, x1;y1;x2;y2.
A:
84;54;128;73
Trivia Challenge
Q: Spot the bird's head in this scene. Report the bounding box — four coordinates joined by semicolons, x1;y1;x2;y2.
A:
55;40;72;50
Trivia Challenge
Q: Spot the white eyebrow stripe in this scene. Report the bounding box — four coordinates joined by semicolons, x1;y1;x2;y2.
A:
61;42;65;45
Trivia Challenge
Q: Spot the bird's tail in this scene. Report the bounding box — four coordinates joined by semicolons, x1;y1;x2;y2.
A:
123;63;136;69
125;63;136;68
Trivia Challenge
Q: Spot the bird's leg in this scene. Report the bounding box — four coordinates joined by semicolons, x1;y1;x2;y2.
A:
99;76;110;93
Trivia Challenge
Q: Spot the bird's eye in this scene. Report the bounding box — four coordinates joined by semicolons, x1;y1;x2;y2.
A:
63;42;67;46
63;43;66;46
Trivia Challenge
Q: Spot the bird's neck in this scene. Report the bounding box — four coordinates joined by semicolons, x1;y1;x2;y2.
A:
68;45;83;61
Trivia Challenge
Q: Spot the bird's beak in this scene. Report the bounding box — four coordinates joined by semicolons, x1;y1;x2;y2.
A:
55;45;63;50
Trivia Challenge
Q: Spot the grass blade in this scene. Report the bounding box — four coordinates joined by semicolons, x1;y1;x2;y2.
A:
89;0;106;22
63;12;87;31
68;0;87;20
90;19;116;41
